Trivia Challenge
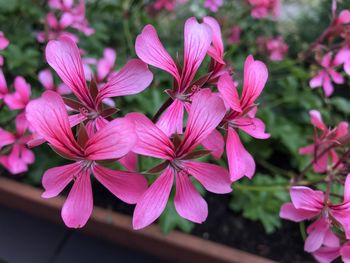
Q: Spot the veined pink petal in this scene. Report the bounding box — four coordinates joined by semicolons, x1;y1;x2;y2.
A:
133;166;174;230
174;170;208;223
118;151;137;172
279;203;318;222
313;247;340;263
240;55;268;109
45;36;93;107
236;117;270;139
26;90;83;158
178;89;226;156
203;16;224;64
93;164;147;204
61;169;93;228
182;160;231;194
0;128;15;150
38;69;55;90
201;129;224;159
85;117;137;160
0;69;8;98
290;186;324;211
68;113;87;127
126;112;175;160
156;99;184;137
217;72;241;112
180;17;212;91
227;127;255;181
310;110;327;131
97;59;153;104
135;25;180;84
305;219;329;252
42;162;80;198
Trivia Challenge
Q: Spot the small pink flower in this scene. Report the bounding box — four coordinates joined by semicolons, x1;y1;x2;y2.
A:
128;89;231;230
299;110;348;173
280;175;350;242
204;0;224;13
228;26;241;44
309;52;344;97
38;69;71;95
26;90;147;228
4;76;31;110
0;113;34;175
257;36;288;61
248;0;280;19
135;17;212;137
217;55;270;181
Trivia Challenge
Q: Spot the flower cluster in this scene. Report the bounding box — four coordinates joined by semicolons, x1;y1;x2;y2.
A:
247;0;280;19
307;5;350;97
256;36;288;62
23;16;270;229
280;110;350;263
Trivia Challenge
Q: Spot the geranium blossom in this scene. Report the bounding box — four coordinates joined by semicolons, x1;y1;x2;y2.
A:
38;69;71;95
135;17;212;137
256;36;288;61
217;55;270;181
299;110;349;173
45;36;153;135
309;52;344;97
4;76;31;110
128;89;231;229
0;114;34;174
26;90;147;228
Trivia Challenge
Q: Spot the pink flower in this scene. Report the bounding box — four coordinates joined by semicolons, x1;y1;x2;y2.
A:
228;26;241;44
248;0;280;19
127;89;231;230
204;0;224;12
38;69;71;95
45;36;153;135
0;113;34;174
313;240;350;263
217;55;270;181
334;46;350;77
256;36;288;61
26;90;147;228
153;0;176;11
309;52;345;97
299;110;349;173
4;76;31;110
0;31;9;66
135;17;212;137
280;175;350;243
0;69;8;99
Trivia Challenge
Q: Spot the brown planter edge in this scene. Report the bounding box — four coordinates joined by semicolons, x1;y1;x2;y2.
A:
0;176;276;263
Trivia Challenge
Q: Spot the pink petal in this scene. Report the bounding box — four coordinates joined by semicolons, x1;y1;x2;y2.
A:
340;244;350;262
236;117;270;139
180;17;212;91
344;174;350;202
305;219;329;252
156;99;184;137
201;129;224;159
135;25;180;84
322;75;334;97
203;16;224;64
57;83;72;95
182;160;232;194
45;36;93;107
38;69;54;90
68;113;87;127
93;164;147;204
61;169;93;228
329;69;344;84
226;128;255;181
279;203;318;222
97;48;116;81
174;170;208;223
344;61;350;76
310;110;327;131
330;208;350;239
338;10;350;24
0;69;8;97
85;117;137;160
0;128;15;150
25;90;83;158
336;121;349;138
299;144;315;155
15;112;28;136
310;72;324;88
118;151;137;172
0;32;9;50
323;229;340;248
59;12;74;28
240;55;268;109
42;162;80;198
217;72;241;112
125;112;175;160
133;166;174;230
97;59;153;104
321;53;332;68
313;247;340;263
290;186;324;211
178;89;226;156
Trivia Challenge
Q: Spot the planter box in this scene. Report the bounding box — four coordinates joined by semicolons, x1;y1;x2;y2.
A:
0;177;276;263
